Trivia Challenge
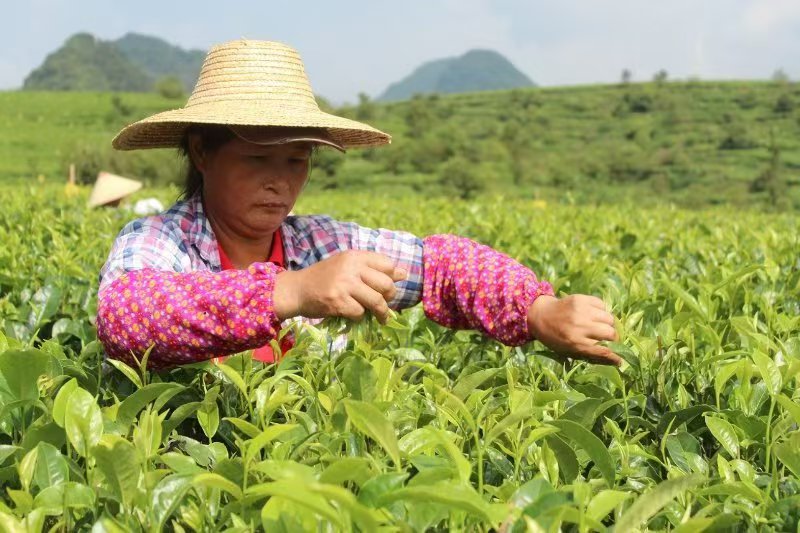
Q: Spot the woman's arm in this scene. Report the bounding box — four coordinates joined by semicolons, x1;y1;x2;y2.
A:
295;217;618;364
98;219;285;370
98;264;284;370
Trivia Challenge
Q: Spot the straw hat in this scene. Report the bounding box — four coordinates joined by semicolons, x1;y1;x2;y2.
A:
112;40;391;151
88;172;142;207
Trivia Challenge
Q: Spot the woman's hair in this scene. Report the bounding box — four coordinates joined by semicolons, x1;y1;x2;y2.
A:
177;125;317;200
178;125;237;199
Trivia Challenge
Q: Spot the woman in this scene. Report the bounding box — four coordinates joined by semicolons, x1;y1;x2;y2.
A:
97;40;620;370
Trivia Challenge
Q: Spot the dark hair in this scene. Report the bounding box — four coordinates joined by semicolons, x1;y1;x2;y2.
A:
177;125;318;199
178;125;236;199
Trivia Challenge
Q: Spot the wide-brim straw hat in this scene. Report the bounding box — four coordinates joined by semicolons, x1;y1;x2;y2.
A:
112;40;391;151
88;172;142;207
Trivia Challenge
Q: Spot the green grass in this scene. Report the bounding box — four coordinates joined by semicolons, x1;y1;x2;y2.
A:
2;80;799;208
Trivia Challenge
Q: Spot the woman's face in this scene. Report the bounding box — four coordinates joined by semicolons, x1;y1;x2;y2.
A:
191;134;311;239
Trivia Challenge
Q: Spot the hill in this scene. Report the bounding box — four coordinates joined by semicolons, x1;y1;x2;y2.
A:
23;32;204;93
379;49;534;101
23;33;153;92
1;80;798;209
113;33;205;92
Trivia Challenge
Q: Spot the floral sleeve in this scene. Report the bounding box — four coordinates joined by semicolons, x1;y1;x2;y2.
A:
97;263;283;370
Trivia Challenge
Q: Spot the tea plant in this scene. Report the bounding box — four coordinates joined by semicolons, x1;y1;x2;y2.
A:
0;184;798;531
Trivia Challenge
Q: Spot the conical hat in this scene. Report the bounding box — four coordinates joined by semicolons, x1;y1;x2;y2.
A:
88;172;142;207
112;40;390;151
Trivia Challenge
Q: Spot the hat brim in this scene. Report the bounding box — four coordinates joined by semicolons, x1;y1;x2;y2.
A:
228;125;346;152
112;102;390;151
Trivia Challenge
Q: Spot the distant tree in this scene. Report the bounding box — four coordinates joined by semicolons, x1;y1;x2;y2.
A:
309;147;345;189
404;95;434;137
621;69;632;85
155;75;185;99
355;92;376;121
750;133;786;207
439;156;484;199
774;93;795;115
719;122;757;150
315;94;335;113
653;70;669;84
110;94;133;118
772;69;790;84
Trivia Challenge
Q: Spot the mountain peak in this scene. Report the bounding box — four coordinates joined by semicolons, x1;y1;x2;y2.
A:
379;49;534;102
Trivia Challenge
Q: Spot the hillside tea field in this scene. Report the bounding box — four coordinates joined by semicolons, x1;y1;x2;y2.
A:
0;185;798;531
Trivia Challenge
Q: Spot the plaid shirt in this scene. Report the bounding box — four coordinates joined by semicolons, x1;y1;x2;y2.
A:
98;193;553;369
99;192;424;309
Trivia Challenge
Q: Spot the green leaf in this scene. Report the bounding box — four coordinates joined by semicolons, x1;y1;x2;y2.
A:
545;434;578;483
0;349;60;402
775;440;800;478
614;475;705;532
319;457;374;486
452;368;499;401
224;417;262;439
343;399;401;467
586;490;632;522
33;482;95;513
93;435;142;508
218;362;248;397
751;351;782;396
248;480;345;529
64;387;103;457
197;399;220;439
777;395;800;425
704;416;740;458
193;472;243;500
341;355;377;401
665;432;707;474
149;474;193;531
106;358;143;389
51;378;78;428
117;382;184;428
245;424;299;464
32;442;68;490
657;405;715;436
550;419;616;486
485;407;537;446
377;482;504;524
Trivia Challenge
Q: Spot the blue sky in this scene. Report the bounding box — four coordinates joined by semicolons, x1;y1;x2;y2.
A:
4;0;799;103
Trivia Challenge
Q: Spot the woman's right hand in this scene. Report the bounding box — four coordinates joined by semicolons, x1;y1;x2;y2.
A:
273;251;407;323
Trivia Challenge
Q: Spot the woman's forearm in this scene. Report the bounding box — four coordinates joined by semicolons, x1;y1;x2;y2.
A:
421;234;554;346
96;263;284;369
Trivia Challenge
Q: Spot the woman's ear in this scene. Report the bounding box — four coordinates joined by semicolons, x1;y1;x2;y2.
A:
187;134;207;174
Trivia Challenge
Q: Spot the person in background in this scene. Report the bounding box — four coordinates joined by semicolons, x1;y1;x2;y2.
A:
88;171;142;208
97;39;620;370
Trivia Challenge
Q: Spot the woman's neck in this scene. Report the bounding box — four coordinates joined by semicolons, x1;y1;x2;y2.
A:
205;203;273;269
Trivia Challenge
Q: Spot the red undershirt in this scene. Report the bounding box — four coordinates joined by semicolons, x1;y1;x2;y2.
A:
217;231;293;363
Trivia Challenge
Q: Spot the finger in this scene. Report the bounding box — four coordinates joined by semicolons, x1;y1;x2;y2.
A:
361;268;398;302
363;252;396;276
575;343;622;366
587;323;618;342
575;294;608;311
362;252;408;282
351;283;390;323
338;297;366;321
591;308;616;327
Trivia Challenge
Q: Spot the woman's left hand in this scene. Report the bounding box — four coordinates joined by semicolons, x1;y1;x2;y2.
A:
526;294;621;365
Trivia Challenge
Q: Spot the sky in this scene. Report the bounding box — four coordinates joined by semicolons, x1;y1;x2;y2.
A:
3;0;799;104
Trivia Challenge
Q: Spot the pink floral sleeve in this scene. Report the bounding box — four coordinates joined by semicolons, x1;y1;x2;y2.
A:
421;235;554;346
96;263;283;370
